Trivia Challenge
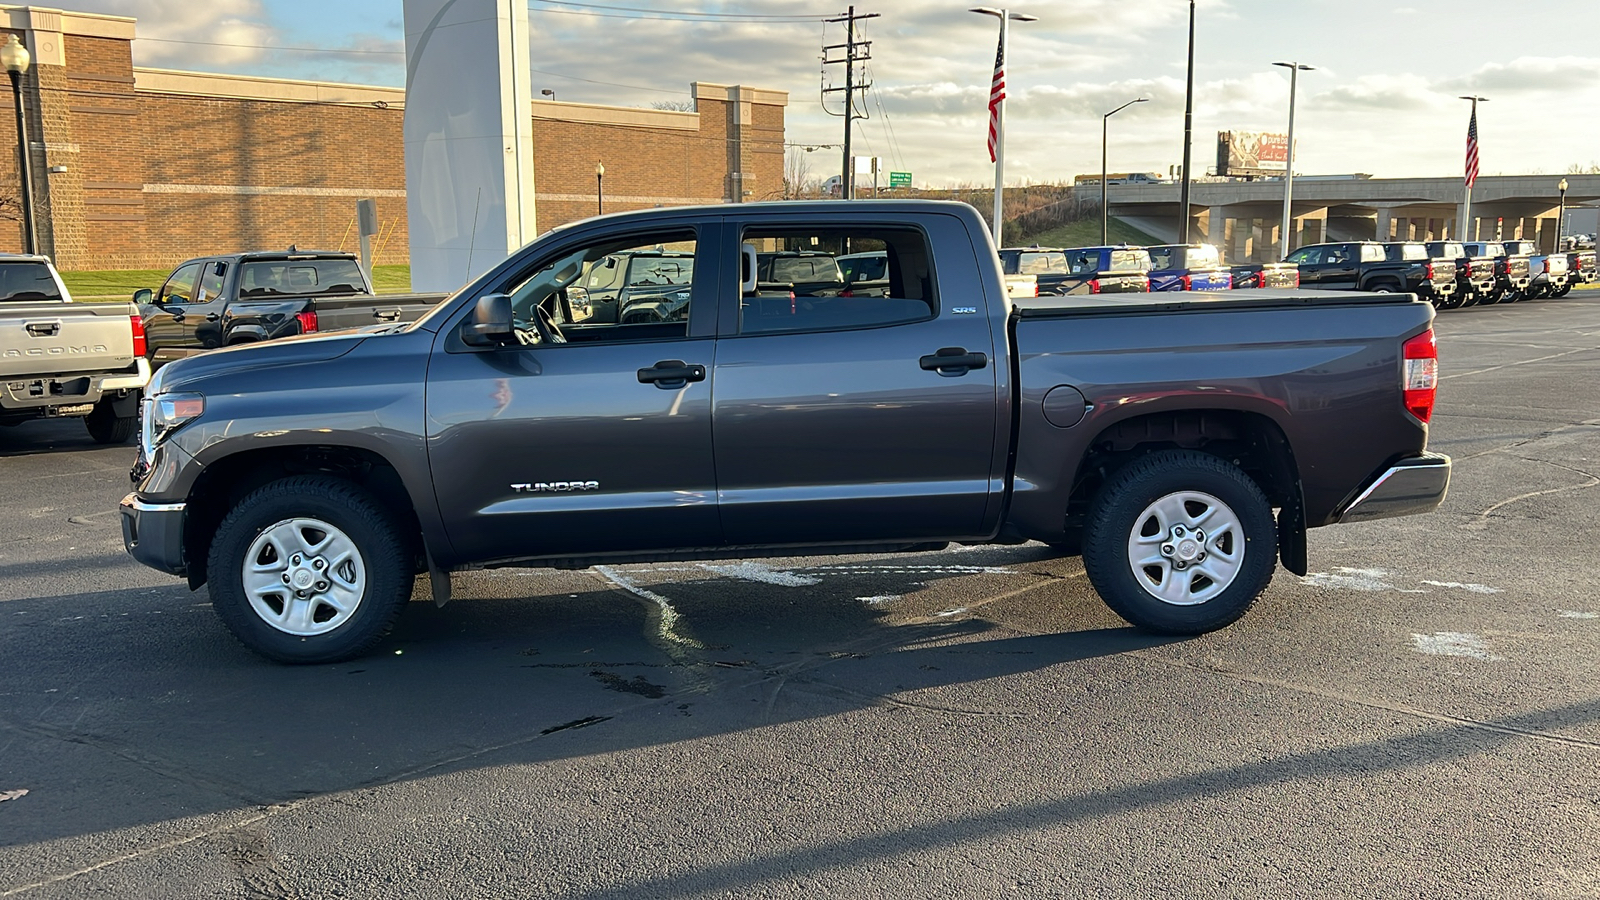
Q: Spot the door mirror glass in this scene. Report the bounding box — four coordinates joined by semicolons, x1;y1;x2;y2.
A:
133;288;155;304
462;293;514;346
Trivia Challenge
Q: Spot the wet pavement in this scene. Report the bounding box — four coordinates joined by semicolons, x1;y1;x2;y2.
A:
2;293;1598;898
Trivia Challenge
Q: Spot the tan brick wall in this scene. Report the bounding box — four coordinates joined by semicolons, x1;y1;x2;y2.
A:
0;19;785;272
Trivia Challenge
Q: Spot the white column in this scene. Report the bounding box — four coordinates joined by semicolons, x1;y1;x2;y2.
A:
403;0;537;293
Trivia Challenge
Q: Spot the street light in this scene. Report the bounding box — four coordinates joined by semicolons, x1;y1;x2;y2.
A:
1458;95;1488;241
540;88;556;101
1273;61;1314;260
1178;0;1195;243
1101;98;1148;245
1558;178;1568;249
1;35;37;256
970;7;1038;245
595;162;604;215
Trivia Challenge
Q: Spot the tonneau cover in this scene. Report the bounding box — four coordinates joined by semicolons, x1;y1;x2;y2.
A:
1012;288;1421;318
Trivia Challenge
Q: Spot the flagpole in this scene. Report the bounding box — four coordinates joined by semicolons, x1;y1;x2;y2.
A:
970;7;1036;246
1458;95;1488;240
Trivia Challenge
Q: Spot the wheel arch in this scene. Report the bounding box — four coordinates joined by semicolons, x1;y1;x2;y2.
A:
1063;408;1306;575
182;443;431;590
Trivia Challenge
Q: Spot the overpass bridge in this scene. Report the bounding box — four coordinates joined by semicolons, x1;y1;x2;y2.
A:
1105;174;1600;262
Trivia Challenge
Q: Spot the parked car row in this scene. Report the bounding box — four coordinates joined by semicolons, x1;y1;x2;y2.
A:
1000;237;1593;311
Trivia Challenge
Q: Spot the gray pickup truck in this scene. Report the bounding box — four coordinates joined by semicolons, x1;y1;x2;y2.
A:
0;254;149;443
120;201;1451;663
137;250;447;366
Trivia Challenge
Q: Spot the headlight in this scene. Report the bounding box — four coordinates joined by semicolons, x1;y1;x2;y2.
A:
140;391;205;458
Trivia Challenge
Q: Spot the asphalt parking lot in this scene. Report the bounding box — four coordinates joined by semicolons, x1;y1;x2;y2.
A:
2;294;1598;898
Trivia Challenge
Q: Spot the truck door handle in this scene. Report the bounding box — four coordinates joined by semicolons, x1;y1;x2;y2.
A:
919;347;988;376
25;321;60;337
204;313;220;322
170;312;186;322
373;309;401;322
637;360;706;388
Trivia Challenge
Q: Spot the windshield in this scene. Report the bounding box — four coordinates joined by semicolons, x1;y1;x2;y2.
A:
1482;243;1504;257
1013;251;1067;275
1186;245;1221;268
0;262;64;301
240;259;366;296
838;253;888;282
1109;249;1152;272
1388;244;1429;261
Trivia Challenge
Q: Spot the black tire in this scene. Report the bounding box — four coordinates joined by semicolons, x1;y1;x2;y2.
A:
1082;450;1276;635
207;476;414;664
84;398;136;444
1554;282;1573;297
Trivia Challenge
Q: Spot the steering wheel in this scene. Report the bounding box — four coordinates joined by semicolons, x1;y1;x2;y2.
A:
533;304;566;344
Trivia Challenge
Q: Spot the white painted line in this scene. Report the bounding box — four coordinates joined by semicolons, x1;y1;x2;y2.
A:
1558;610;1599;619
1301;567;1398;592
1411;632;1502;661
699;562;820;586
855;595;899;606
1420;580;1503;594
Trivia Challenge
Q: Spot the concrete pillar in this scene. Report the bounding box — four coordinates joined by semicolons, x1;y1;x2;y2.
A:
403;0;537;293
1206;207;1227;249
1375;209;1393;242
1537;217;1557;253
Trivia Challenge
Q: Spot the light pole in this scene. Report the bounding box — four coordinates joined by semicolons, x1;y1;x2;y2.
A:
1101;98;1147;245
1178;0;1195;243
1557;178;1568;250
595;162;604;215
540;88;556;101
970;7;1038;245
2;35;37;256
1458;95;1487;241
1273;61;1313;260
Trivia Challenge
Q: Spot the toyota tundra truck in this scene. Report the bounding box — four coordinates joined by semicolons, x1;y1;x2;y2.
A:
1;254;149;442
120;201;1451;663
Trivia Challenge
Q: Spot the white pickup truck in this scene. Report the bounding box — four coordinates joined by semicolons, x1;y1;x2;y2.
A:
0;254;150;443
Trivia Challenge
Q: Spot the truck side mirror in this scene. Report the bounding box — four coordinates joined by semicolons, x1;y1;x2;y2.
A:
462;293;514;346
740;243;758;295
133;288;154;304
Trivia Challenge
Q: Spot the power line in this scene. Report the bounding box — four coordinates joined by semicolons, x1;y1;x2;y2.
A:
821;6;878;199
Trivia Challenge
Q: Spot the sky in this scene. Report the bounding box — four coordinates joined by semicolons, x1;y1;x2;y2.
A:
71;0;1600;188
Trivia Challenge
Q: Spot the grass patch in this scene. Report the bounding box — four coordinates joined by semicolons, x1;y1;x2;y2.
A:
1019;218;1161;249
60;263;417;299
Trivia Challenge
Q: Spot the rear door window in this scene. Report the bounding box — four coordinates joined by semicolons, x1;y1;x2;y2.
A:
739;226;936;335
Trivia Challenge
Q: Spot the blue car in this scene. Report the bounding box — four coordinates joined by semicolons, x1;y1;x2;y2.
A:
1145;244;1233;292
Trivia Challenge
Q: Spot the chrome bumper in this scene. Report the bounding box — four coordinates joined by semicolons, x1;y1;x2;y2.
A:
119;493;187;576
1338;453;1452;524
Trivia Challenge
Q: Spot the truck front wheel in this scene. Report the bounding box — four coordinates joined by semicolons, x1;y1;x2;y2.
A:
1083;450;1276;635
206;476;414;663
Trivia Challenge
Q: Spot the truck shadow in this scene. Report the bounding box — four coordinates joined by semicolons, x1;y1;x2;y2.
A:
0;548;1156;853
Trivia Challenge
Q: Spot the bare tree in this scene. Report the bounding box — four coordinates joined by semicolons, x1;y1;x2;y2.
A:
784;146;814;199
0;196;20;221
650;99;695;112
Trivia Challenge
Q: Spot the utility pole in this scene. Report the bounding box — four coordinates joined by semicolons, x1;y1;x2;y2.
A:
1178;0;1195;243
823;6;878;200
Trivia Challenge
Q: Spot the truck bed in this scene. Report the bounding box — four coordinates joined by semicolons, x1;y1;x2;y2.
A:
1012;288;1419;318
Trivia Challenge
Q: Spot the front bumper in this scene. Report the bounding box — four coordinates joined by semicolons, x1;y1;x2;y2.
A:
1337;453;1452;524
119;493;187;576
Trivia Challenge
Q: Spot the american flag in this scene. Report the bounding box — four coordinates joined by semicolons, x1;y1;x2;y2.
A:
987;39;1005;163
1464;106;1480;188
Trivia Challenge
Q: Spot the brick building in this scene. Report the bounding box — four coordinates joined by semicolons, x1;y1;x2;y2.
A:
0;5;787;271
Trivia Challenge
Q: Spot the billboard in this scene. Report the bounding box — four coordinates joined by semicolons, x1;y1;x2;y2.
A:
1216;131;1289;177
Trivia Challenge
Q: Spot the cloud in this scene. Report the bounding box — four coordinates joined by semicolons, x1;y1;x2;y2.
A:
89;0;278;66
1440;56;1600;95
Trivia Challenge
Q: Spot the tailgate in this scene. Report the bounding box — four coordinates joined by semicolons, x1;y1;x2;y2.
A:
1261;266;1299;288
1094;272;1148;294
311;293;446;331
1431;260;1457;288
1191;269;1231;291
0;302;136;379
1507;257;1531;278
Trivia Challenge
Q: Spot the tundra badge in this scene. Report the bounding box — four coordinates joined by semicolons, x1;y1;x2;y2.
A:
512;481;600;493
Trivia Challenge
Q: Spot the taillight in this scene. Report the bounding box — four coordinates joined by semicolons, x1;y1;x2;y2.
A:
1088;278;1102;294
1222;274;1233;289
1402;329;1438;424
1181;274;1193;290
1290;270;1301;288
130;315;147;358
1424;261;1435;280
295;310;318;333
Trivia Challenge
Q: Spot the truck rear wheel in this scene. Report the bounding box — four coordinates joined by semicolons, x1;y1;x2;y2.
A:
1082;450;1276;635
84;398;137;444
206;476;414;663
